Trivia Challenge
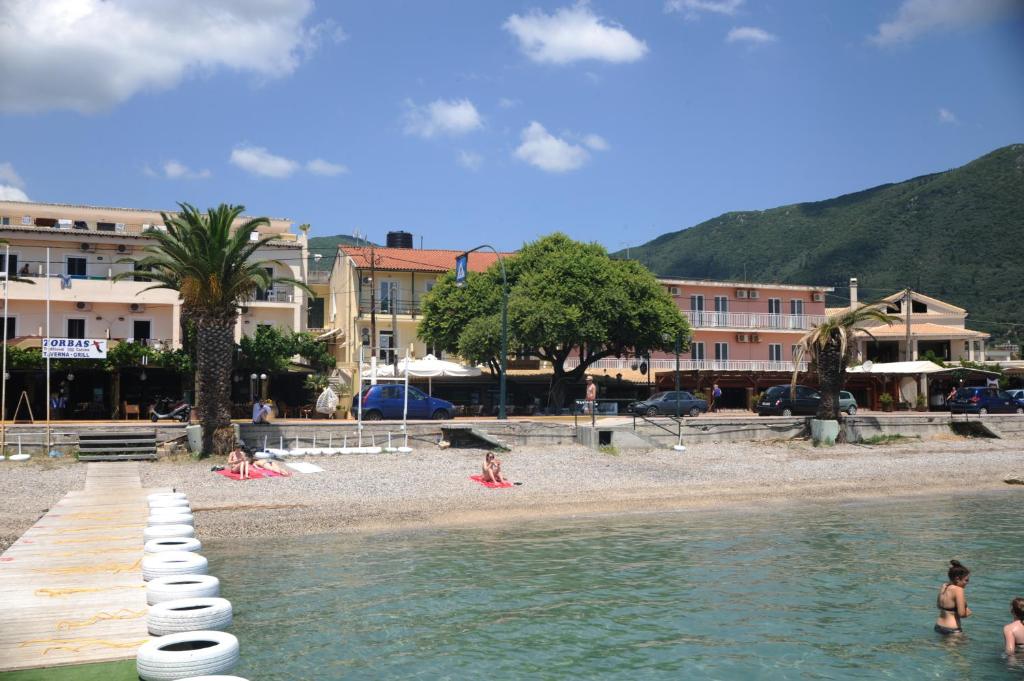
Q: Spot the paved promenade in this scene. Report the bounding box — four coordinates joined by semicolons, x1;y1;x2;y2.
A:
0;463;167;672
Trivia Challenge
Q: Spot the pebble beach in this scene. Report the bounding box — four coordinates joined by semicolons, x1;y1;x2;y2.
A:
4;435;1022;550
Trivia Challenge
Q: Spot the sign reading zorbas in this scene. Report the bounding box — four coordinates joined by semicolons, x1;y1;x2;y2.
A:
42;338;108;359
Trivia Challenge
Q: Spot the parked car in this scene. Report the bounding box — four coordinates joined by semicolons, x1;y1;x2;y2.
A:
628;391;708;417
948;386;1024;415
838;391;858;415
757;385;821;416
1007;388;1024;402
358;384;455;420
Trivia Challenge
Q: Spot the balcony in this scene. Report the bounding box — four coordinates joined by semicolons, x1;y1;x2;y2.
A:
357;297;421;317
306;270;330;284
563;357;808;373
252;286;297;304
7;275;179;304
683;310;826;330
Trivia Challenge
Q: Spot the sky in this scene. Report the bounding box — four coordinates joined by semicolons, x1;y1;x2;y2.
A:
1;0;1022;254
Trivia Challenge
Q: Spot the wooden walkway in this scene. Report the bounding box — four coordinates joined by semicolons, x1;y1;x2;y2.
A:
0;463;169;672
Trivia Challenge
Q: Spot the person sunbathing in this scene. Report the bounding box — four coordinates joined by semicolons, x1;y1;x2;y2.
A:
250;456;292;477
482;452;506;484
227;445;251;480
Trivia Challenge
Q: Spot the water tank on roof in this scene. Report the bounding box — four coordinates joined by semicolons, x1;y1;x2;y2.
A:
386;231;414;249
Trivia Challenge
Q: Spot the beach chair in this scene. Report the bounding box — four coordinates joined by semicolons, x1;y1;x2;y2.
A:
122;402;140;420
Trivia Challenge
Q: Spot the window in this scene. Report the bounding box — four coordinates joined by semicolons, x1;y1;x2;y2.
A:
67;318;86;339
380;281;397;313
0;216;9;226
714;296;728;326
133;261;152;282
690;342;705;361
1;317;15;339
378;331;394;363
792;344;801;360
255;267;274;301
307;298;325;328
689;295;704;311
66;256;87;278
361;328;370;346
790;299;804;315
714;342;729;361
132;320;151;341
425;281;435;292
96;222;116;232
0;253;17;275
768;344;782;362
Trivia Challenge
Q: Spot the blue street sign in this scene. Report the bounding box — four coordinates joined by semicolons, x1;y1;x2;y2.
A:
454;253;468;286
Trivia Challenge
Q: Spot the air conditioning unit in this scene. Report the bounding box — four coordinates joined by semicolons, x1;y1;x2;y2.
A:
128;303;145;313
668;286;680;296
74;302;92;311
736;289;748;299
748;290;760;299
249;231;260;242
750;334;760;343
736;333;749;342
812;292;824;302
80;243;96;252
116;244;132;255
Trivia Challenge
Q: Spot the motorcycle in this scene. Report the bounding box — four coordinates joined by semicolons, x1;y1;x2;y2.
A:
150;396;192;423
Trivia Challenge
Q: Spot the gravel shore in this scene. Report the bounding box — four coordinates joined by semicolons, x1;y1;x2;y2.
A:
3;436;1022;549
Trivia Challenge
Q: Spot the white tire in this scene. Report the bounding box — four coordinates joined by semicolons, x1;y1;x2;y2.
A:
9;454;30;461
148;514;195;527
148;492;187;502
147;597;233;636
142;551;208;581
150;498;190;509
144;525;195;542
136;630;239;681
178;677;250;681
146;538;202;554
150;505;192;515
147;575;220;605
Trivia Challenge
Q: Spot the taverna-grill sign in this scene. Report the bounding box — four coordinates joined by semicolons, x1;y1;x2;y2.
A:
42;338;108;359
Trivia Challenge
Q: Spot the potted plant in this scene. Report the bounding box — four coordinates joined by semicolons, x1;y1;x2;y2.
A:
915;393;928;412
879;393;894;412
750;391;764;412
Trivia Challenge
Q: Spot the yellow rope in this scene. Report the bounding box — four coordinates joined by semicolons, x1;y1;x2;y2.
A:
18;637;150;656
55;535;135;544
35;558;141;575
34;585;144;598
57;608;146;631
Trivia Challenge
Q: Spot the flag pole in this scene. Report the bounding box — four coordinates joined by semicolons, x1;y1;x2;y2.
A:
45;247;51;452
1;244;9;455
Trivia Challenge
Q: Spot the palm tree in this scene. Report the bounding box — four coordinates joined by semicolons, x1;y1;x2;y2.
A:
792;303;897;420
116;203;309;455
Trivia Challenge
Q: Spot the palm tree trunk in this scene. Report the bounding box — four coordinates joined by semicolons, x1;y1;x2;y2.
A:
195;316;235;455
816;336;845;420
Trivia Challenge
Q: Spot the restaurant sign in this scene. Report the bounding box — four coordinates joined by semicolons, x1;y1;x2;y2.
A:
42;338;108;359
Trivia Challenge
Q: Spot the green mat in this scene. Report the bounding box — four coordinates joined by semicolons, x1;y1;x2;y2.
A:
0;659;137;681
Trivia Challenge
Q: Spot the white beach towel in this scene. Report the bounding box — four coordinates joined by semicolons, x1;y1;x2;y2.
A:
285;462;324;474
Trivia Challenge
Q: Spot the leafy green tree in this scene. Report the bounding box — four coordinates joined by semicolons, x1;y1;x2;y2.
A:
419;268;504;373
793;303;896;420
238;326;335;374
115;203;309;455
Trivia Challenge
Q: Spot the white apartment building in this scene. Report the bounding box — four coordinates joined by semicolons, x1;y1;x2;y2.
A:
0;200;309;349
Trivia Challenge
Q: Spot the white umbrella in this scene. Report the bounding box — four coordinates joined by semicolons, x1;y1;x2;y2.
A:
398;354;481;395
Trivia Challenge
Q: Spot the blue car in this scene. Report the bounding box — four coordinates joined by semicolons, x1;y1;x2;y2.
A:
359;384;455;420
948;386;1024;415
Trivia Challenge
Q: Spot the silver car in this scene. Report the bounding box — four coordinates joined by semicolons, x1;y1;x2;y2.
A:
839;390;858;415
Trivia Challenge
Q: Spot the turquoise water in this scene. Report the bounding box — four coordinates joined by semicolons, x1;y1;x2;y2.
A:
210;492;1024;680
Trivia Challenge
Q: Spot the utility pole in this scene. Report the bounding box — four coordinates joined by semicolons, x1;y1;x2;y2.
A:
369;244;377;361
904;287;912;361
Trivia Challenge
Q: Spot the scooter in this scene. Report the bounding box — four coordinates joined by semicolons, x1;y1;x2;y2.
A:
150;397;192;423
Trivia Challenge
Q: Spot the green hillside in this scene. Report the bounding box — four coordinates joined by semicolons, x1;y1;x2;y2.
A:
307;234;375;271
622;144;1024;340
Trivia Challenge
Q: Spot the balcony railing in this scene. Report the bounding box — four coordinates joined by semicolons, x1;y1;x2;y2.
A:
563;357;808;373
252;286;296;303
357;297;421;316
682;310;826;330
306;270;330;284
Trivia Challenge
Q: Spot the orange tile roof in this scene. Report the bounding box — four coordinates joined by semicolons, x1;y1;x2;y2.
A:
858;322;989;339
341;246;513;273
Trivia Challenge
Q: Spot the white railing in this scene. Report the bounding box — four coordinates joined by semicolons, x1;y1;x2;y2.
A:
683;310;826;330
562;357;807;372
306;270;330;284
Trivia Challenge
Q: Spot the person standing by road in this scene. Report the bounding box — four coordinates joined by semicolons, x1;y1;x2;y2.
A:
711;383;722;413
585;375;597;415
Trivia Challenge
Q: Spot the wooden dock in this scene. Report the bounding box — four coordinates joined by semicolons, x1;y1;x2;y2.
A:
0;463;169;673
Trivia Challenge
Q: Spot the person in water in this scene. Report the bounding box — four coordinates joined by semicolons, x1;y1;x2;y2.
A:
935;559;971;635
1003;598;1024;655
482;452;506;484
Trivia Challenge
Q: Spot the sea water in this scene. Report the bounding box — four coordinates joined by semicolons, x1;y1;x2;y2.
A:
210;491;1024;680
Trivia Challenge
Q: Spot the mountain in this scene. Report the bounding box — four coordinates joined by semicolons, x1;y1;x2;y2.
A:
307;234;375;271
620;144;1024;340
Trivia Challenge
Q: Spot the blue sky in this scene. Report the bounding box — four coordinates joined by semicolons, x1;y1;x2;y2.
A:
1;0;1022;253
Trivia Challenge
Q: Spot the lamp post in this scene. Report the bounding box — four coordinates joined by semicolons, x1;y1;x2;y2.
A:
456;245;508;420
664;330;683;417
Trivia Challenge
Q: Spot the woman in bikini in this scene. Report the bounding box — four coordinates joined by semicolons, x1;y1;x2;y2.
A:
249;453;293;477
935;559;971;635
227;445;251;480
482;452;506;484
1003;598;1024;655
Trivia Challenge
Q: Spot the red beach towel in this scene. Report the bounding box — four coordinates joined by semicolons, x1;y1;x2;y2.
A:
469;475;513;489
216;468;281;481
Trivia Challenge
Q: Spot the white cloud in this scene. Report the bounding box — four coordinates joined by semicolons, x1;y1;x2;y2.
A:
665;0;743;17
404;98;483;138
938;108;959;124
306;158;349;176
457;150;484;171
871;0;1021;45
230;145;300;179
0;0;343;114
498;97;520;109
726;26;779;44
161;160;210;180
514;122;592;173
503;4;648;65
0;186;29;201
582;134;609;151
0;162;29;201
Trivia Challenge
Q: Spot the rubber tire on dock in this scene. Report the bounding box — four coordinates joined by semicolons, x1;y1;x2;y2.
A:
148;492;188;502
147;597;233;635
136;630;239;681
147;575;220;605
142;551;208;581
150;498;190;509
146;538;202;554
177;677;250;681
150;505;193;515
144;524;196;542
148;514;195;527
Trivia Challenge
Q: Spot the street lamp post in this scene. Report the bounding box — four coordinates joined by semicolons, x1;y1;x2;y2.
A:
664;330;683;417
456;245;508;420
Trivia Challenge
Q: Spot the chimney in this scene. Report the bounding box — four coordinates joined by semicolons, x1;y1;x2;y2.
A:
849;277;858;306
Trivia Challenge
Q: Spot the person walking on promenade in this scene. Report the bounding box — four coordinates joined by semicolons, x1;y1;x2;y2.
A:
585;375;597;415
711;383;722;413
